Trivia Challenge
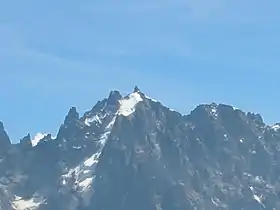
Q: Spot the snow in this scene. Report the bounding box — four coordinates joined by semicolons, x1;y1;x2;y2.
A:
244;172;253;177
60;115;116;203
271;124;280;131
156;203;162;210
144;94;158;102
253;194;265;208
254;176;265;184
31;133;47;147
211;109;217;113
84;152;100;167
12;195;43;210
211;197;221;206
78;177;94;191
85;115;101;126
145;94;177;112
83;116;116;168
253;194;262;202
118;92;143;116
249;185;265;208
209;107;218;118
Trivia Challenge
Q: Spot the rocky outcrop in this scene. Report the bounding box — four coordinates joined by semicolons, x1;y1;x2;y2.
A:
1;87;280;210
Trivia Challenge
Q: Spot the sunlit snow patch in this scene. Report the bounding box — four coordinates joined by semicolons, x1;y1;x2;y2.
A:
210;108;218;118
249;185;265;208
61;116;116;205
271;124;280;132
84;152;101;167
78;177;94;191
118;92;143;116
84;115;102;126
211;197;221;207
31;133;47;147
253;194;265;208
205;104;219;119
12;195;44;210
73;145;82;150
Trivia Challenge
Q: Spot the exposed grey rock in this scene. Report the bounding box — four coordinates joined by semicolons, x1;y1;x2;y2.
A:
1;87;280;210
0;121;11;154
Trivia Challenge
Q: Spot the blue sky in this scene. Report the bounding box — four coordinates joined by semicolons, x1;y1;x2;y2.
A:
0;0;280;142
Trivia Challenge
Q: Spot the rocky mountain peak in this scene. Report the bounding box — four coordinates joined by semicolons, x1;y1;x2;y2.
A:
19;133;32;149
64;107;79;125
247;112;265;125
107;90;122;106
0;121;11;152
133;85;141;93
56;107;81;142
21;133;31;141
1;87;280;210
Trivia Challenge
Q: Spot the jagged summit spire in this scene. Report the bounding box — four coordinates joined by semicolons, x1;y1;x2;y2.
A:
20;133;32;149
108;90;121;98
108;90;122;106
23;133;31;141
64;107;79;124
133;85;141;93
0;121;11;151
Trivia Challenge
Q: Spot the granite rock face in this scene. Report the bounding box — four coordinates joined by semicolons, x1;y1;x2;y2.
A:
0;121;11;154
1;87;280;210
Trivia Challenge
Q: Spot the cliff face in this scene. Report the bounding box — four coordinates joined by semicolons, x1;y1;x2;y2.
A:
1;87;280;210
0;121;11;154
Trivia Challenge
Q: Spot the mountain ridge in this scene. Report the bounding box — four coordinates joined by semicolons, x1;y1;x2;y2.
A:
1;86;280;210
2;87;274;145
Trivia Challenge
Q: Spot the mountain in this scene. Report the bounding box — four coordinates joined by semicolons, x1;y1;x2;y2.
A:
1;86;280;210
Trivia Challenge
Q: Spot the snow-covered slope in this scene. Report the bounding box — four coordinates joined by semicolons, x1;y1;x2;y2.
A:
118;92;143;116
